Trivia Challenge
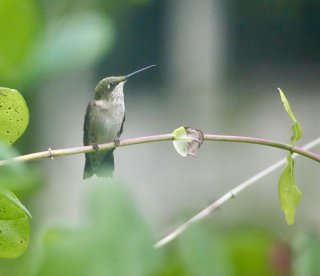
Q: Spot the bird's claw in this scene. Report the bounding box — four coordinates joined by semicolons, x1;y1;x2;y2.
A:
114;138;120;147
91;143;99;151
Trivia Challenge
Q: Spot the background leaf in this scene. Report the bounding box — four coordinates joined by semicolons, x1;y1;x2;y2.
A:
292;232;320;275
0;143;41;196
0;0;39;83
177;225;231;276
0;87;29;145
23;12;114;83
225;228;283;275
38;181;160;275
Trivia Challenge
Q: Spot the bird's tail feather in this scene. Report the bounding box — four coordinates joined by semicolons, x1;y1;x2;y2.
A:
83;150;114;179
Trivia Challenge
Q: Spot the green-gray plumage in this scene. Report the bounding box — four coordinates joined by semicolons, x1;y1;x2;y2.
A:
83;65;155;179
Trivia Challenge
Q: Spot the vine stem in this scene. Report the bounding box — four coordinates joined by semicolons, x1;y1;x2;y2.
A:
204;134;320;162
0;133;319;166
0;132;319;247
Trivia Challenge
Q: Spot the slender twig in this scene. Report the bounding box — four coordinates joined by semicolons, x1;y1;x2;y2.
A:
0;134;174;166
154;137;320;248
0;133;319;166
204;134;320;162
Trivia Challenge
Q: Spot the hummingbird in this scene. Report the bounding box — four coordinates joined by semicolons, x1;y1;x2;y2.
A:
83;65;155;179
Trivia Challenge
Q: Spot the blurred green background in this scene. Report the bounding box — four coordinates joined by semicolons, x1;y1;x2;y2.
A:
1;0;320;274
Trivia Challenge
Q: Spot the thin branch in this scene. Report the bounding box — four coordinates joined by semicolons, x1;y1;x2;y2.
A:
0;133;319;166
0;134;174;166
154;137;320;248
204;134;320;162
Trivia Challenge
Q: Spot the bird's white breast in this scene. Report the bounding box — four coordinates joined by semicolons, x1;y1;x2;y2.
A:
91;99;125;143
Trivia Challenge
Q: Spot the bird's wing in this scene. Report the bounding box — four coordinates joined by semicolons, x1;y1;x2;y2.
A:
117;114;126;138
83;100;95;146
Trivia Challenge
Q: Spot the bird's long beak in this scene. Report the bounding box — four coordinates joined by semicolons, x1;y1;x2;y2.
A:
126;64;156;79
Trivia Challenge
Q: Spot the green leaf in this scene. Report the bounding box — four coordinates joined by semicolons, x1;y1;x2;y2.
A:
278;88;302;145
0;87;29;145
1;191;31;218
0;191;30;258
278;155;301;225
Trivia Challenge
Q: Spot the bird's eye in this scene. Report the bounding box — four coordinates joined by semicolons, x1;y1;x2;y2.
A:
107;82;117;89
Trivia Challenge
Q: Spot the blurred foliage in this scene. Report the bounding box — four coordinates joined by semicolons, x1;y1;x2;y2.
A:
225;229;284;275
38;181;160;276
0;0;154;87
33;183;294;275
0;172;319;274
0;144;41;196
22;12;114;86
292;232;320;275
175;225;231;275
0;0;40;84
